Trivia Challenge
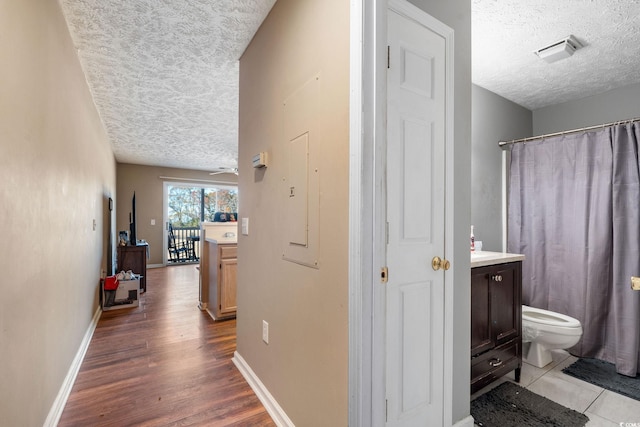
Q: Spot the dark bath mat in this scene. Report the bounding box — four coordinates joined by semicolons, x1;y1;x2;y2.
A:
563;357;640;401
470;381;589;427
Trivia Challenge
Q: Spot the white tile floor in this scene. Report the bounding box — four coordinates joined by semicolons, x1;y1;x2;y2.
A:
471;349;640;426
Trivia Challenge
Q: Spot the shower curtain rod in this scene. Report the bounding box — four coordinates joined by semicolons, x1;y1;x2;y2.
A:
498;116;640;147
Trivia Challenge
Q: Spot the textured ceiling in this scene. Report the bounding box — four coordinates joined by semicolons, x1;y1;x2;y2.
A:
59;0;276;172
59;1;640;171
473;0;640;110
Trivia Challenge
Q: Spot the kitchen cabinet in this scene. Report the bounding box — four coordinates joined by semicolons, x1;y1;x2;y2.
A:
206;242;237;320
471;259;522;394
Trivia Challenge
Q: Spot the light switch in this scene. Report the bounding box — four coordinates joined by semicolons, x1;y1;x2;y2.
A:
242;217;249;235
150;219;156;226
632;276;640;291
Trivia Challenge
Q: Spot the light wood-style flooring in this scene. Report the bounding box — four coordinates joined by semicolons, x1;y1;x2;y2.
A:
58;265;274;426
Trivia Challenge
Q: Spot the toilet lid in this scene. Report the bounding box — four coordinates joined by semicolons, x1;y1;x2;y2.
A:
522;305;581;328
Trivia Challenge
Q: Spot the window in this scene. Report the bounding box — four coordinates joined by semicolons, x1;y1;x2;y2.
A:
168;185;238;226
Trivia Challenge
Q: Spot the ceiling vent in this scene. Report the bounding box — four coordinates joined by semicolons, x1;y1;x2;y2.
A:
534;35;582;63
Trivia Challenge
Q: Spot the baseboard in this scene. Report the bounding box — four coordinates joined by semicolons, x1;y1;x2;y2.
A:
453;414;475;427
205;307;217;321
43;305;102;427
232;351;294;427
147;263;164;269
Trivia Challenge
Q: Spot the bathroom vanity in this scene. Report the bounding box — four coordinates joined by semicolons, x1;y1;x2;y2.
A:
470;251;524;394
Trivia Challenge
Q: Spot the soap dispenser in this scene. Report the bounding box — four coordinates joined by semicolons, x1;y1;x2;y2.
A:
470;225;475;252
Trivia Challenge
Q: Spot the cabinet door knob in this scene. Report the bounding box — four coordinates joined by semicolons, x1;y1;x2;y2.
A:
491;274;503;282
488;358;503;367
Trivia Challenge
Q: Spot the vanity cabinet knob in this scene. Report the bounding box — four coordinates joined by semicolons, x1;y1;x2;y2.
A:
488;358;503;367
491;274;503;282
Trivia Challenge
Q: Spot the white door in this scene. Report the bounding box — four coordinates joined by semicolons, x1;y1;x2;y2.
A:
385;6;447;426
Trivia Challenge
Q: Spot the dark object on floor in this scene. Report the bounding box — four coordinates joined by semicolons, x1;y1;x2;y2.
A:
471;381;589;427
563;358;640;401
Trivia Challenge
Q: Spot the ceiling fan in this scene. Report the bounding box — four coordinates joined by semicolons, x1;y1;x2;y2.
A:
209;167;238;176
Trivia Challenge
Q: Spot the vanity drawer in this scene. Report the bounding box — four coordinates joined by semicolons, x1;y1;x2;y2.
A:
471;340;519;381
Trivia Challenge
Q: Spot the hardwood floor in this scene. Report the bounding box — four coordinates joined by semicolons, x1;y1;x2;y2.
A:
58;265;275;427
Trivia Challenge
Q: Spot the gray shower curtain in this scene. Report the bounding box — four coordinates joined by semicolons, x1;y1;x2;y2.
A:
508;122;640;376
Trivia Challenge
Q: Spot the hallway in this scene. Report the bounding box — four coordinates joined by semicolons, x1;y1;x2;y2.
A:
58;265;274;426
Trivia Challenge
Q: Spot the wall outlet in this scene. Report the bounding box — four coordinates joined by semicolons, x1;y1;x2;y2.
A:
150;219;156;225
262;320;269;344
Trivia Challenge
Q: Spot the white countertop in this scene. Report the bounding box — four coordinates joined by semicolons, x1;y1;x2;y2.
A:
205;236;237;244
202;222;238;244
470;250;524;268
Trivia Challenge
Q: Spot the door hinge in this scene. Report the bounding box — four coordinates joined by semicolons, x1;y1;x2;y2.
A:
385;399;388;421
381;267;389;283
387;45;390;69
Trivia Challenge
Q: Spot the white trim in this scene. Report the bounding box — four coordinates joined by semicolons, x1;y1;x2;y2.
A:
501;150;508;252
44;306;102;427
453;415;475;427
370;0;389;425
157;175;237;185
389;0;453;34
163;181;170;265
147;263;164;269
348;0;365;425
441;13;457;427
350;0;386;425
232;351;294;427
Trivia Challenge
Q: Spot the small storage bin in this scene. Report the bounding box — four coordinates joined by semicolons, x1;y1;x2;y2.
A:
103;277;140;310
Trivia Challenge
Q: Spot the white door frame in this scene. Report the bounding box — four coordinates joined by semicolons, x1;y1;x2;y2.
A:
349;0;459;425
162;181;173;266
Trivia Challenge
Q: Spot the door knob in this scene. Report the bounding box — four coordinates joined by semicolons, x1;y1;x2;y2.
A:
432;256;451;271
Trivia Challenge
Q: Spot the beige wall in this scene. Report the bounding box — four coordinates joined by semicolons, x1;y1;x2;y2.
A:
116;163;237;265
0;1;116;425
236;0;350;425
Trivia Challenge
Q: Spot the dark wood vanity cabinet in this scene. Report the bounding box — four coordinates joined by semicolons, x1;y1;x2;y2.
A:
471;261;522;394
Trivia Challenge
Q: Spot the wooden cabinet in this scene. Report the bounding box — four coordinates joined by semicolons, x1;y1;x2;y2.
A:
471;261;522;394
117;243;148;292
206;242;237;320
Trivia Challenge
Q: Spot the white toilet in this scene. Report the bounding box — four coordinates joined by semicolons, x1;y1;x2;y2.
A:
521;305;583;368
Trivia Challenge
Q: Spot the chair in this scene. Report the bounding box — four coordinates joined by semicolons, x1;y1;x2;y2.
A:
168;224;189;262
